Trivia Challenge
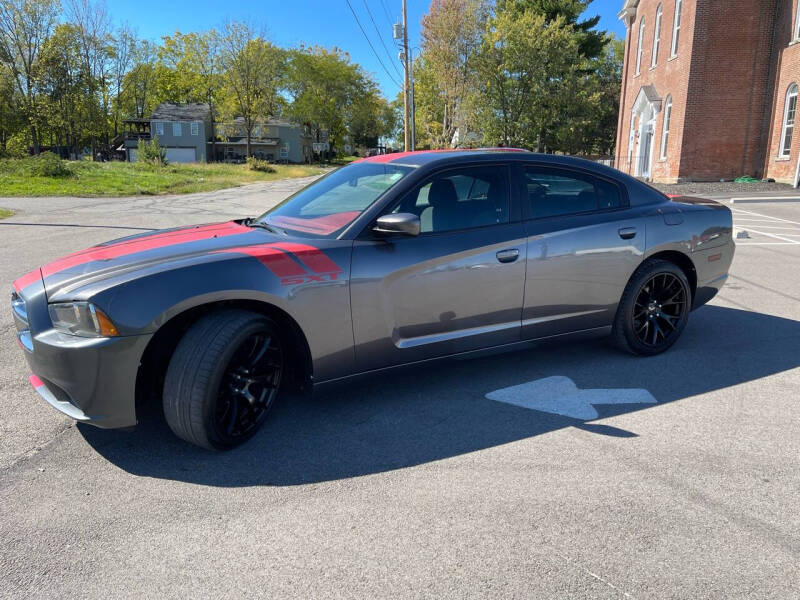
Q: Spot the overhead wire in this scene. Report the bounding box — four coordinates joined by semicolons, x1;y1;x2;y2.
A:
344;0;402;88
363;0;404;79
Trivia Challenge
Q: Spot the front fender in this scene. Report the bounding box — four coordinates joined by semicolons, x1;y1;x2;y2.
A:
90;250;355;382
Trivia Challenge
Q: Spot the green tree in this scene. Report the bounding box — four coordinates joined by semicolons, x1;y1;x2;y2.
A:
0;0;61;153
417;0;488;148
473;7;583;149
118;40;158;120
37;23;89;154
287;46;362;154
497;0;606;58
159;29;223;157
219;21;285;157
109;24;135;137
0;64;23;154
65;0;114;153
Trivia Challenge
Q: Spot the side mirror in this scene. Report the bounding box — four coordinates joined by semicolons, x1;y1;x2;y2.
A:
373;213;421;237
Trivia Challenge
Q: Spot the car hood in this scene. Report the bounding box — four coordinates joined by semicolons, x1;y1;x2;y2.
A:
34;220;286;300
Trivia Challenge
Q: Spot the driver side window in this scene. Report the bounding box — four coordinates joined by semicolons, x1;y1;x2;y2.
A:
403;166;510;233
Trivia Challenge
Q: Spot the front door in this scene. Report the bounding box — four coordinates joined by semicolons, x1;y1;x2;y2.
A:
640;119;654;179
350;164;527;372
518;165;645;340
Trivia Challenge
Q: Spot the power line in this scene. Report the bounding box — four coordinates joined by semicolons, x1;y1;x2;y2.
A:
363;0;403;79
344;0;402;89
380;0;396;32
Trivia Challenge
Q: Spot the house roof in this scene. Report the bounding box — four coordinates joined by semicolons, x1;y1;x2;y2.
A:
151;102;211;121
228;116;302;128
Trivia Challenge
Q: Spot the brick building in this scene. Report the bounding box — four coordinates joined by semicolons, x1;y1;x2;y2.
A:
615;0;800;185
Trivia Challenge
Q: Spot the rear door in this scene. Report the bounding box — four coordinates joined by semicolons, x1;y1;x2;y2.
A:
519;164;645;340
350;163;527;372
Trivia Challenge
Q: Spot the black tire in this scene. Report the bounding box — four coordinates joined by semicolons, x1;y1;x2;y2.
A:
163;310;284;450
612;259;691;356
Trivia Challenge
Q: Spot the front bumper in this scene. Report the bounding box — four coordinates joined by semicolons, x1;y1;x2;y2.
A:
13;278;151;429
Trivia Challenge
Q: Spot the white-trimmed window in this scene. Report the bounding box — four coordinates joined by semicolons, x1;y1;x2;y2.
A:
628;115;636;163
660;95;672;159
636;18;645;75
670;0;682;57
780;83;798;158
794;2;800;42
173;122;182;137
191;122;199;136
652;4;662;67
154;121;164;136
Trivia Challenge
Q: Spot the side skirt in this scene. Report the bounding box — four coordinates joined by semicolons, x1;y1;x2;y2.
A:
311;325;613;393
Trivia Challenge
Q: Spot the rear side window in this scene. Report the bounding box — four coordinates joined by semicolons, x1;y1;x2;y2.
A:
524;167;623;219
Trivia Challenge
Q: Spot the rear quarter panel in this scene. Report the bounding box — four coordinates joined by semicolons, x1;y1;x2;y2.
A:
644;198;734;307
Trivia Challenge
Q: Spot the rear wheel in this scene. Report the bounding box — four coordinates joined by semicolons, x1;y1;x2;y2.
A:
613;259;691;356
163;310;284;450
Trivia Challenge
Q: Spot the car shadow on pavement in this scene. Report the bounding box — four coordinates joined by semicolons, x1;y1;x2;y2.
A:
79;305;800;487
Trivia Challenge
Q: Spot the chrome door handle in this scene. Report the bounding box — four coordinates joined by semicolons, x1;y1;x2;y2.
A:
496;249;520;263
618;227;637;240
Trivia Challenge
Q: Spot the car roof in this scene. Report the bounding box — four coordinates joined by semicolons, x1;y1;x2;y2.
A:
356;148;528;166
356;148;617;173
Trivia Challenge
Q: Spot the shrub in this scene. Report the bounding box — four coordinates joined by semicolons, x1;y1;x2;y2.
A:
246;156;276;173
137;137;168;166
6;131;30;158
30;152;71;177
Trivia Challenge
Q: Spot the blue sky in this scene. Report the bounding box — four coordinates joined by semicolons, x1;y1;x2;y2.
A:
111;0;626;99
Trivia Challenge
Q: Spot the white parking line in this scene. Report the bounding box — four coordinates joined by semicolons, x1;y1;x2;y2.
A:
732;208;800;226
732;225;800;231
734;242;800;246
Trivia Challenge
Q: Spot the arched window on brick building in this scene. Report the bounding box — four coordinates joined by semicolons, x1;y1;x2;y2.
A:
780;84;798;158
794;2;800;42
670;0;682;57
636;17;645;75
660;95;672;160
652;4;662;67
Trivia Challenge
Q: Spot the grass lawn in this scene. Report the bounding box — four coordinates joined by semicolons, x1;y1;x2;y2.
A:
0;158;327;197
0;208;13;219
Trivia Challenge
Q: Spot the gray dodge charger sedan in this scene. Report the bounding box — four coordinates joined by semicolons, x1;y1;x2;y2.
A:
11;150;734;449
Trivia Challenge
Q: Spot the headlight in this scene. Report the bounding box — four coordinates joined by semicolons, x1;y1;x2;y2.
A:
11;288;27;322
48;302;119;337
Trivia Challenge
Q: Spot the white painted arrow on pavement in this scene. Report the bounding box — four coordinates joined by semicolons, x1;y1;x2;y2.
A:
486;376;657;420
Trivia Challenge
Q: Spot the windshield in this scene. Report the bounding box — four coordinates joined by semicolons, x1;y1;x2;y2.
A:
258;162;414;237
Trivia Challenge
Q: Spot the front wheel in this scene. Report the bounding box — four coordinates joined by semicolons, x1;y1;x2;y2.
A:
163;310;284;450
613;259;691;356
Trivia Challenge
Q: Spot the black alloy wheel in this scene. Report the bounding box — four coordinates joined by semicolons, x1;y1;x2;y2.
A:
632;272;687;347
613;259;691;356
163;310;286;450
214;331;283;442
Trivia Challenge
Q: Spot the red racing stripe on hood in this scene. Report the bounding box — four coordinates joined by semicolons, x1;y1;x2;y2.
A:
13;269;42;293
40;221;249;279
268;242;342;274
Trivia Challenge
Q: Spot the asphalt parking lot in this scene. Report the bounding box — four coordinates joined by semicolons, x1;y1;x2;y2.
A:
1;182;799;598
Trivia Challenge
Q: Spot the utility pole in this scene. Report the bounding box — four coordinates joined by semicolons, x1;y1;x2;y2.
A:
402;0;411;152
409;49;415;150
